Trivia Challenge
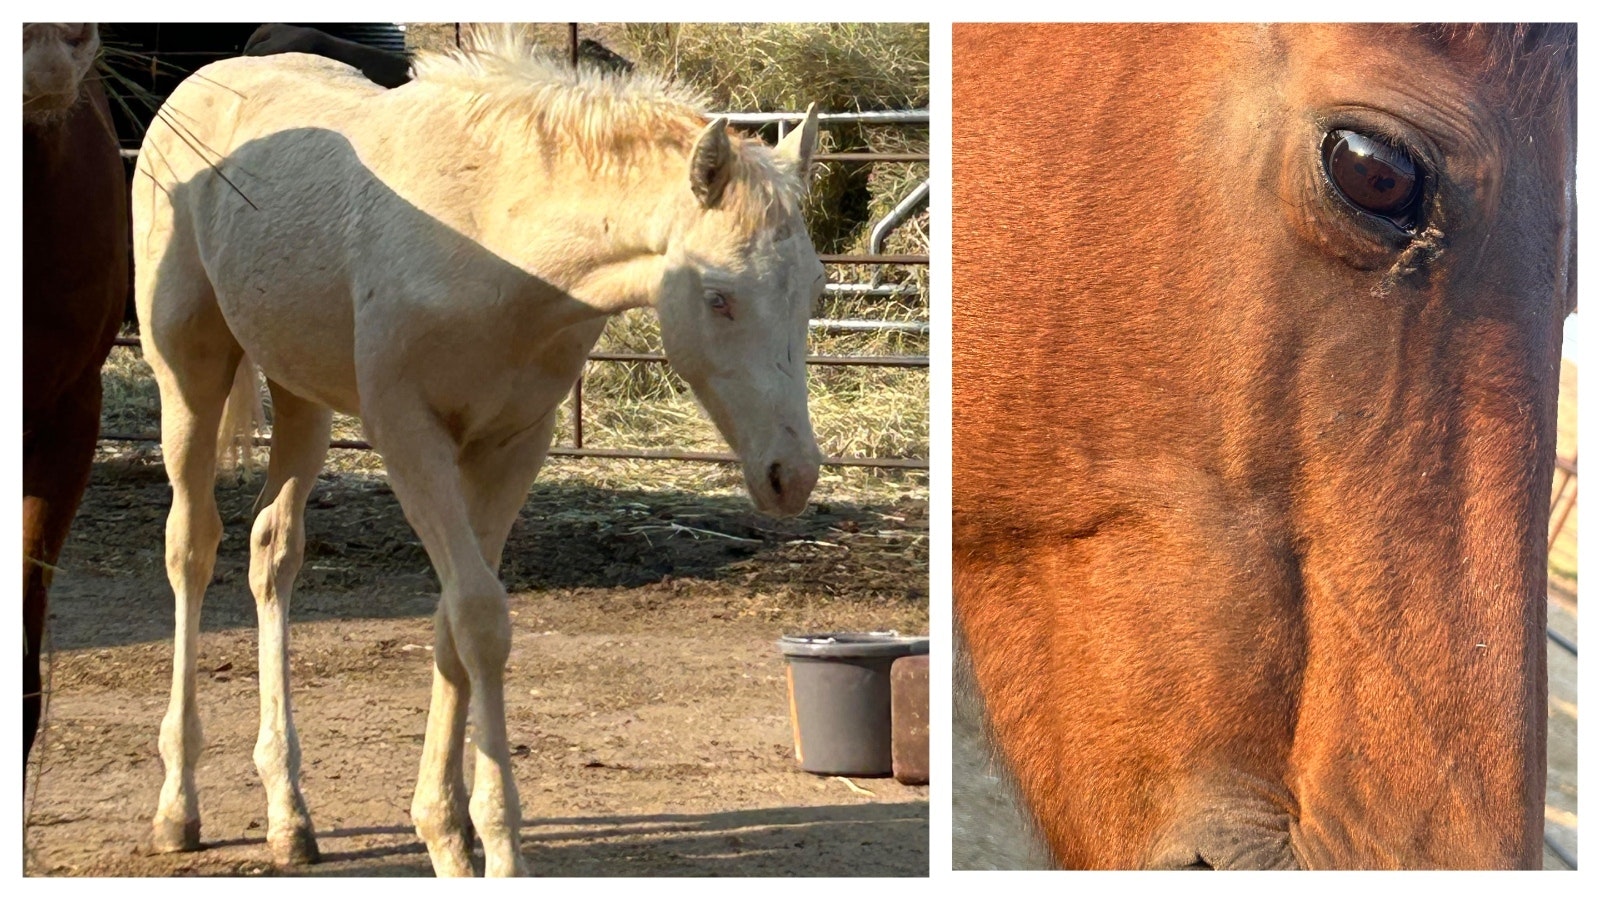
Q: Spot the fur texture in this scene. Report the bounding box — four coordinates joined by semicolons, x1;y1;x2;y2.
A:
23;22;128;767
953;23;1575;870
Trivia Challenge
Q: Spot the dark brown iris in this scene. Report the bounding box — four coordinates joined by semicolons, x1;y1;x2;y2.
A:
1323;130;1421;225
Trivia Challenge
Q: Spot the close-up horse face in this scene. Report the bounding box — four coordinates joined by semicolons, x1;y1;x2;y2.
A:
1248;22;1574;868
22;23;100;120
953;22;1574;869
657;118;825;518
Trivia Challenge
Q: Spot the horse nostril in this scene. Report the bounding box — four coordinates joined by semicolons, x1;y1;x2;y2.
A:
768;462;784;497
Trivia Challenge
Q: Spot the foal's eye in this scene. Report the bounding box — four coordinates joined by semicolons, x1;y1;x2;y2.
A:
1322;130;1423;229
706;290;734;319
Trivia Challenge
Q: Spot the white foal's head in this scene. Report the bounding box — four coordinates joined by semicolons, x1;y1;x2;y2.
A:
23;23;99;122
656;107;825;517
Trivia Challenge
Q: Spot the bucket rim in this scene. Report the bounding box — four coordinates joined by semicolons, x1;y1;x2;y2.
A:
777;631;930;659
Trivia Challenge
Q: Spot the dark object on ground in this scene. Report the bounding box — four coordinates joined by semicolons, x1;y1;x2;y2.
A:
779;633;928;776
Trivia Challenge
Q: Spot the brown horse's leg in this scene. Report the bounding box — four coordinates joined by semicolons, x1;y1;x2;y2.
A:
247;383;332;866
22;369;105;770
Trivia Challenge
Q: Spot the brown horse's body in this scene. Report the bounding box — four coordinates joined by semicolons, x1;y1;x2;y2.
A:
954;24;1575;869
23;24;129;765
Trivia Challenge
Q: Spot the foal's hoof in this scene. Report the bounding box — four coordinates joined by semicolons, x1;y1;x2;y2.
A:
269;825;321;867
150;817;202;854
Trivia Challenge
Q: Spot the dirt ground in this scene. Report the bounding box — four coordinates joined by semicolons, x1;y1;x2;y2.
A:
23;453;929;877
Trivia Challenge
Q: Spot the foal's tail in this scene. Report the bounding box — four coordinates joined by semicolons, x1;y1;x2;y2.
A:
216;355;265;475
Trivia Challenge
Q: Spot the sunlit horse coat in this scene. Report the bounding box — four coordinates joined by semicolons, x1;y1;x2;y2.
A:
953;23;1575;870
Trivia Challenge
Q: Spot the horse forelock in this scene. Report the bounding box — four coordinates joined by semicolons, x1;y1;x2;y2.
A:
1416;23;1576;121
719;141;807;237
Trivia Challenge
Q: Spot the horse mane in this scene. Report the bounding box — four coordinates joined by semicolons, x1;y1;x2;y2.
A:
410;29;804;228
1417;23;1577;121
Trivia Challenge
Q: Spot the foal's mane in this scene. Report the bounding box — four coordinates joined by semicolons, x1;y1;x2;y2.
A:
410;30;804;227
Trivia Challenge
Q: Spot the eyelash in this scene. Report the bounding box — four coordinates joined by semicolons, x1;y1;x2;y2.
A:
707;290;734;319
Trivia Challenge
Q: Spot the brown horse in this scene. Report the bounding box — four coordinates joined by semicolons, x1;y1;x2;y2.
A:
953;24;1575;869
23;22;129;767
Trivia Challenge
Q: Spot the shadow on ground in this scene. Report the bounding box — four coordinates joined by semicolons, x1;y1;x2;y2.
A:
44;803;929;877
51;456;927;651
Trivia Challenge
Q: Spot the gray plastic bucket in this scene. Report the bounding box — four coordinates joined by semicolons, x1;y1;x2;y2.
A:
778;632;930;776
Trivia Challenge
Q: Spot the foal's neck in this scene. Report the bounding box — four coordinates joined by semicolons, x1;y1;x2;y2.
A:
474;151;691;321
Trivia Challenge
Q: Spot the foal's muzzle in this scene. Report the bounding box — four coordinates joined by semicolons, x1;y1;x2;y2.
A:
747;451;820;518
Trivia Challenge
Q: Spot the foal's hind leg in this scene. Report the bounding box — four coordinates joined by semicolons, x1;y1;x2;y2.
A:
248;384;332;865
145;338;240;854
410;414;556;876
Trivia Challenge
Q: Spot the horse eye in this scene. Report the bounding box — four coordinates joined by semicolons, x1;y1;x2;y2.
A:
706;290;733;318
1322;130;1422;228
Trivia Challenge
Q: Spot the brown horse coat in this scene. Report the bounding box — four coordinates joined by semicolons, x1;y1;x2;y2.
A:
954;23;1575;869
23;24;129;765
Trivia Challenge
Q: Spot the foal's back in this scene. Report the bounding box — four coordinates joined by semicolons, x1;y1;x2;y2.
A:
135;54;471;415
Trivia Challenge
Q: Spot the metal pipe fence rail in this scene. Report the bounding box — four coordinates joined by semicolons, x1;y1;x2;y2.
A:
1550;454;1577;552
1547;452;1577;652
102;329;929;470
1544;453;1576;868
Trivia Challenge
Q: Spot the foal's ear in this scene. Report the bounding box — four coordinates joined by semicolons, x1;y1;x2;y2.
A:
775;103;821;184
689;117;734;209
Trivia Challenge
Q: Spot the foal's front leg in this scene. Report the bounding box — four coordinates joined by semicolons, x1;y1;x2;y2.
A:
413;608;474;876
367;404;528;878
406;419;558;876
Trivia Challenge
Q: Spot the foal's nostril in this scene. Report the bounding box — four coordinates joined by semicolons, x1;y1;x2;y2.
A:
768;462;784;497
